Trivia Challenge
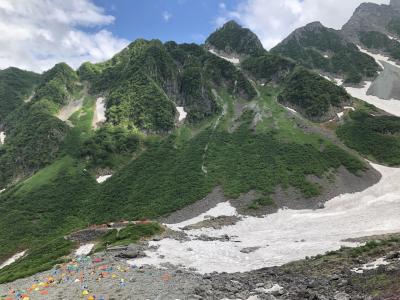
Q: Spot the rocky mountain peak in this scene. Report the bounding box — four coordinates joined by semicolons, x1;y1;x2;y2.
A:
205;20;265;58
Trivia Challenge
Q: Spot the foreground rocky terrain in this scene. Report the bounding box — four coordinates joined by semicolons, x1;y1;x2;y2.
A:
1;233;399;300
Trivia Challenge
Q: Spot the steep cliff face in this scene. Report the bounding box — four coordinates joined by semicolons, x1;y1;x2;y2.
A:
205;20;265;59
341;3;395;43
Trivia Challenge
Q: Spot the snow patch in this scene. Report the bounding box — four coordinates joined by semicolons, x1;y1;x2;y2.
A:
167;202;237;231
176;106;187;122
351;257;389;274
337;112;344;118
133;163;400;274
256;283;284;294
358;46;399;69
345;82;400;117
0;189;5;194
96;175;112;184
324;54;329;58
75;244;94;256
0;251;27;270
0;131;5;144
93;97;107;129
209;49;240;64
285;106;297;114
344;106;355;111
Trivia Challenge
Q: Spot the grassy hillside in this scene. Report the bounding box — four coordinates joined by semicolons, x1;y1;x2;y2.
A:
337;110;400;166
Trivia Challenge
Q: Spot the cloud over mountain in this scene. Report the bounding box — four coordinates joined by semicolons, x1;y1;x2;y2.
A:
218;0;389;49
0;0;128;72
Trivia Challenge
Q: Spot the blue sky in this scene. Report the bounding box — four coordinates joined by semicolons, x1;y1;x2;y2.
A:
93;0;240;44
0;0;388;72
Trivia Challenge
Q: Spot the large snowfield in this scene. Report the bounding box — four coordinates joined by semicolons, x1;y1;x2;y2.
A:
133;163;400;274
344;47;400;117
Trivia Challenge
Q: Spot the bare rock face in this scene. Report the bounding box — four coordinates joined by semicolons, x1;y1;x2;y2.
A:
341;2;396;43
391;0;400;11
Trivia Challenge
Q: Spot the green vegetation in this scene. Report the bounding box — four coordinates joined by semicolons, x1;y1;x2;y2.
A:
80;125;140;169
272;23;379;83
34;63;79;106
0;156;96;257
0;105;69;187
241;53;295;83
0;237;74;283
247;196;276;210
0;63;81;188
0;67;40;121
359;31;400;60
387;17;400;37
86;100;365;222
337;110;400;166
278;68;351;121
205;20;265;57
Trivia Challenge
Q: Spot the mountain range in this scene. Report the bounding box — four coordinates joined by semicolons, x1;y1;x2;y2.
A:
0;1;400;299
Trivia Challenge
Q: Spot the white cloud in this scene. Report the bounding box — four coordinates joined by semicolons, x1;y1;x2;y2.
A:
219;0;390;49
162;11;173;22
0;0;129;73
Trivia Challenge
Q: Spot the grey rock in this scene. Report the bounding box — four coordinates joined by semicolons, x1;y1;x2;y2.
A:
334;292;350;300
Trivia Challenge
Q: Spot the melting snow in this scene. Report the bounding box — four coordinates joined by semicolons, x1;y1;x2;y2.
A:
358;46;399;69
93;97;107;129
96;175;112;184
75;244;94;256
209;49;240;64
0;251;27;270
345;82;400;117
176;106;187;122
337;112;345;118
133;163;400;274
351;257;389;274
285;106;297;114
167;202;237;231
0;132;5;144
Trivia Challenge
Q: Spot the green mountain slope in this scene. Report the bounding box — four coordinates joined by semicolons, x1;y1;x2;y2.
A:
205;20;266;58
0;63;80;188
0;68;40;123
272;22;379;84
278;68;351;122
0;20;396;284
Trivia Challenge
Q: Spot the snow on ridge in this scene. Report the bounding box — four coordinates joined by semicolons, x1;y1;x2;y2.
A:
133;163;400;274
176;106;187;122
0;250;27;270
208;49;240;64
